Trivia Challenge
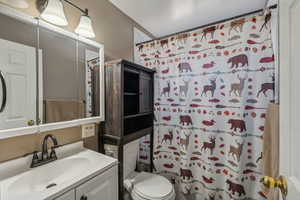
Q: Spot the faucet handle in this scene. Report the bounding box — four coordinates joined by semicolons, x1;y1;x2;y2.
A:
30;151;39;168
32;151;38;160
50;146;58;160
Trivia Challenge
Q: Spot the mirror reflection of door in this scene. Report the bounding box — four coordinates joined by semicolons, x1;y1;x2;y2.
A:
0;39;36;129
0;13;37;130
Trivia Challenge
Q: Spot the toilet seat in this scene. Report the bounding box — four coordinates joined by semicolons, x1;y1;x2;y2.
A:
129;172;175;200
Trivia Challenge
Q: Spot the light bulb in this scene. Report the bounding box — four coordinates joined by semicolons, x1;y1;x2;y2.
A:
75;15;95;38
40;0;68;26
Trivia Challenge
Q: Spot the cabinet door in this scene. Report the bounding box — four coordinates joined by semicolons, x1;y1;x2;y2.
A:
54;190;75;200
139;72;152;113
76;166;118;200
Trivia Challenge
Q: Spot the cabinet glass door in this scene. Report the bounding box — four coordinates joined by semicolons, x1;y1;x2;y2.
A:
139;72;152;113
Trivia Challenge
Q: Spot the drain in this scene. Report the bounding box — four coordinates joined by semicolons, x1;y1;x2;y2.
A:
46;183;57;189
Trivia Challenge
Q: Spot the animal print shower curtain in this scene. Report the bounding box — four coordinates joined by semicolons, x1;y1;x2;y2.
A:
136;13;276;200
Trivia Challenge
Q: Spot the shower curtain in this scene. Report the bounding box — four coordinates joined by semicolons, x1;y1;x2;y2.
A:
136;13;277;200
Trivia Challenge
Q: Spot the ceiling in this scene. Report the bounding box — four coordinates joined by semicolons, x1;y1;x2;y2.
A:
109;0;277;38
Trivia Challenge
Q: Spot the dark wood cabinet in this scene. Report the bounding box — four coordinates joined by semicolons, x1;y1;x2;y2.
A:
99;59;154;200
103;59;154;139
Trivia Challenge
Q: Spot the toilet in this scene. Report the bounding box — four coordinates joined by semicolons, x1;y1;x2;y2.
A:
123;140;176;200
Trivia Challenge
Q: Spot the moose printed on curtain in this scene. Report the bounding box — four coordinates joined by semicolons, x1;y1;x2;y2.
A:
136;12;276;200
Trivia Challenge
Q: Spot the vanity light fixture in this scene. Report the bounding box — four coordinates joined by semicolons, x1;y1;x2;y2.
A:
0;0;29;8
39;0;95;38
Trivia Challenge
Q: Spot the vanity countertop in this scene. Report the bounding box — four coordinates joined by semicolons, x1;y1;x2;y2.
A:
0;142;118;200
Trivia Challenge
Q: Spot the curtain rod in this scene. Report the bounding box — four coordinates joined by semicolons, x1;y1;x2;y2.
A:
136;4;278;46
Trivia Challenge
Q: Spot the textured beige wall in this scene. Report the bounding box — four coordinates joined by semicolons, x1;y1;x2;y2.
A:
0;126;100;163
0;0;154;61
0;126;80;163
0;0;152;163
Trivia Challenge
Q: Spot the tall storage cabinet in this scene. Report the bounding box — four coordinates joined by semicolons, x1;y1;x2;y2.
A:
100;59;154;199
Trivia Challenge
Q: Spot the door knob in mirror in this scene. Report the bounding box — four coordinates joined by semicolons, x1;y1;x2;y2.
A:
27;120;35;126
80;195;87;200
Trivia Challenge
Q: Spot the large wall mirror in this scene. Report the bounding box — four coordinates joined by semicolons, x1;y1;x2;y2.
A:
0;6;104;137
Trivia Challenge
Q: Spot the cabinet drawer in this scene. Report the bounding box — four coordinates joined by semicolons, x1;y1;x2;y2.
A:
76;166;118;200
54;189;75;200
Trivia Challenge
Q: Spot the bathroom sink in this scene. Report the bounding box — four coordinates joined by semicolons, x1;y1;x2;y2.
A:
0;144;118;200
7;157;90;194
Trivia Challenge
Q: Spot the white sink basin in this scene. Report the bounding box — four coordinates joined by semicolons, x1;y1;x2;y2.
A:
7;158;90;194
0;144;118;200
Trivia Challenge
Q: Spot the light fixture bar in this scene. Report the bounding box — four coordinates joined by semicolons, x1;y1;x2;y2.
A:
62;0;88;16
62;0;95;38
39;0;95;38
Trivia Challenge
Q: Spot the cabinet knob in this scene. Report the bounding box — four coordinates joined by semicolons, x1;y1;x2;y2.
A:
80;195;88;200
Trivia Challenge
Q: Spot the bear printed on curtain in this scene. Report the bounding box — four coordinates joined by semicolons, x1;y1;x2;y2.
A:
136;13;275;200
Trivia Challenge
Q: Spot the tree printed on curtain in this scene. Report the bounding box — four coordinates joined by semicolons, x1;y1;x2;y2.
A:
136;13;276;200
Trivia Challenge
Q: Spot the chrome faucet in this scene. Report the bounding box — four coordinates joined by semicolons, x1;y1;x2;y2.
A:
31;134;59;168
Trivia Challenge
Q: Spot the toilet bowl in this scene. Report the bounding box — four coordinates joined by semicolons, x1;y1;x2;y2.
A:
123;140;176;200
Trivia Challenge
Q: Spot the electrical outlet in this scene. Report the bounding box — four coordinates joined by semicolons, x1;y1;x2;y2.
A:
82;124;95;138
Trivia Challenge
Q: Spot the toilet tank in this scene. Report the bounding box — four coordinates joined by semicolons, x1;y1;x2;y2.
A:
123;139;140;179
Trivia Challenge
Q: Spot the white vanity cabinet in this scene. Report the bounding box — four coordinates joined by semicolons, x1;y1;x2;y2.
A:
53;165;118;200
54;190;75;200
76;165;118;200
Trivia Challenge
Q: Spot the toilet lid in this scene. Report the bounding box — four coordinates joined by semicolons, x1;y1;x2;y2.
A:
133;172;173;200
